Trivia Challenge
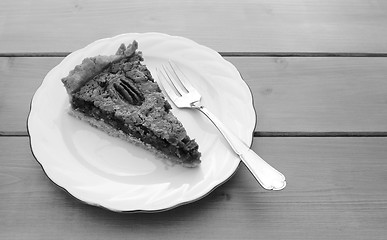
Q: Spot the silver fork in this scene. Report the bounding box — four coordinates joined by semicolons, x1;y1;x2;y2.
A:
156;61;286;190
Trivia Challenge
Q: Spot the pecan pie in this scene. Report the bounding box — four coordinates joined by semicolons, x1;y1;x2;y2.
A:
61;41;201;167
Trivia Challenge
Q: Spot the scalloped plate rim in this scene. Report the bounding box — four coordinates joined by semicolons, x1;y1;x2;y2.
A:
27;32;256;212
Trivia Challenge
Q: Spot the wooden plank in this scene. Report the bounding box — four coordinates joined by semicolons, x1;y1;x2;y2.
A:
1;136;386;239
2;56;387;133
230;57;387;132
0;57;63;134
1;0;387;53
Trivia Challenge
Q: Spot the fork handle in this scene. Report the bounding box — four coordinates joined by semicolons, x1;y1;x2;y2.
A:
198;106;286;190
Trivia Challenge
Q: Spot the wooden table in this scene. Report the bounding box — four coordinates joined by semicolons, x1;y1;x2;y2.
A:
1;1;387;239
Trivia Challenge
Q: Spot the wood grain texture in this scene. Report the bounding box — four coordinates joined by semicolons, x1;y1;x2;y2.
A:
1;137;386;240
230;57;387;132
1;0;387;53
2;56;387;133
0;57;63;134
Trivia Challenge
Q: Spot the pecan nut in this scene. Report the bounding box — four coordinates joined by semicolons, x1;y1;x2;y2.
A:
113;77;145;105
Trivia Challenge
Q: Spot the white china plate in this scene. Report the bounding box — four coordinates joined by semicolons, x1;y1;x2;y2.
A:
28;33;256;212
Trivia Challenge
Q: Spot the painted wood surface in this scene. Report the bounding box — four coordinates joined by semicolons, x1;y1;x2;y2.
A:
1;137;386;240
1;1;387;239
1;0;387;53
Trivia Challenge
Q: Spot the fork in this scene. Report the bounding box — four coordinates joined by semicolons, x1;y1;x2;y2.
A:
156;61;286;190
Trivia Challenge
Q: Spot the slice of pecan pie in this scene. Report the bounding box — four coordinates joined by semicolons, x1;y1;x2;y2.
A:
61;41;201;167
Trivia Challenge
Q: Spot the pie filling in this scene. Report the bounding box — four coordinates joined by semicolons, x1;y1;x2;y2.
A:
70;96;200;164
